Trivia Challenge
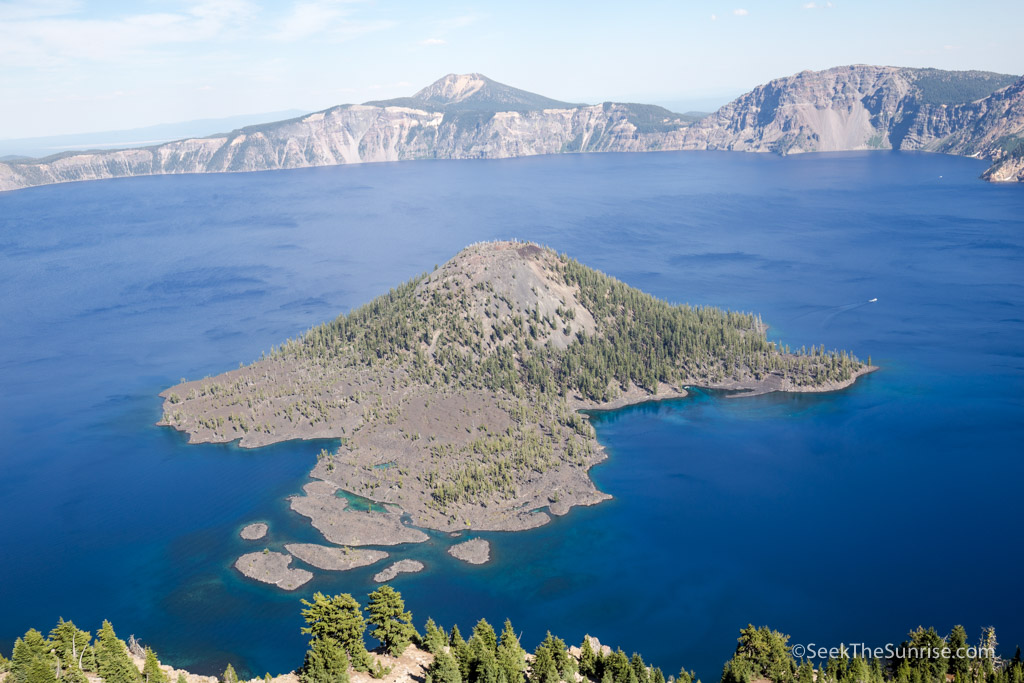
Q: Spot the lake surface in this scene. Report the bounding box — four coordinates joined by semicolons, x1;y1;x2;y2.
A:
1;151;1021;680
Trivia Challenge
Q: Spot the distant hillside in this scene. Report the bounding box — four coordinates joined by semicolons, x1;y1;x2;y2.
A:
1;66;1021;192
0;110;309;159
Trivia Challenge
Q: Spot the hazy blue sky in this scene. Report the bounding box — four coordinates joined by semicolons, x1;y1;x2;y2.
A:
1;0;1021;139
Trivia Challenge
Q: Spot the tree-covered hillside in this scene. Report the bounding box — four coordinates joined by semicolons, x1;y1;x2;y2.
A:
3;591;1020;683
279;243;864;401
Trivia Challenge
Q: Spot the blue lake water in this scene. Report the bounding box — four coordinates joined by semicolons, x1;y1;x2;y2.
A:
1;151;1021;680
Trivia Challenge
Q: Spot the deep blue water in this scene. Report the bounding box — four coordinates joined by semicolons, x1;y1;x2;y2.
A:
1;151;1021;680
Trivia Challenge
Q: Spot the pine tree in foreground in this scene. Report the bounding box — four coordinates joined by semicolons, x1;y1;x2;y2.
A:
96;621;141;683
301;592;371;672
426;650;463;683
142;647;168;683
497;621;526;683
300;636;350;683
422;618;448;655
366;585;417;657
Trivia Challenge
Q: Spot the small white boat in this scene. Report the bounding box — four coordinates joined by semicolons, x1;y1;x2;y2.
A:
869;297;878;303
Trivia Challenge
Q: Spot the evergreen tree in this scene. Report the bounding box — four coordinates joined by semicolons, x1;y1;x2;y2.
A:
49;620;91;674
300;637;350;683
80;645;98;674
651;668;665;683
471;621;498;655
222;664;238;683
894;628;947;683
366;586;417;657
795;661;814;683
25;656;56;683
451;625;466;648
496;621;526;683
423;619;448;656
95;621;140;683
142;648;167;683
677;668;695;683
947;626;970;683
427;651;463;683
301;593;370;672
720;625;795;683
529;646;558;683
844;658;870;683
630;654;649;683
579;639;599;681
450;627;471;682
177;673;188;683
473;649;500;683
11;638;31;683
11;630;51;683
536;634;571;682
825;656;846;683
604;650;634;683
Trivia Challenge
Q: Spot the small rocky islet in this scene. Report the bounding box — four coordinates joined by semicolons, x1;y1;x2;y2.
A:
373;560;426;583
448;538;491;565
239;522;268;540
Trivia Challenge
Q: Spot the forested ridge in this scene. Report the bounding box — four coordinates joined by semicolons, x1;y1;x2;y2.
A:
3;589;1020;683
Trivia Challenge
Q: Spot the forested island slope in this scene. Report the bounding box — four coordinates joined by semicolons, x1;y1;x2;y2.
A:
1;67;1022;192
160;241;871;536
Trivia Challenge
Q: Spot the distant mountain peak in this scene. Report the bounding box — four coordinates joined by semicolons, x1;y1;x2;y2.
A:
412;73;491;105
370;73;578;112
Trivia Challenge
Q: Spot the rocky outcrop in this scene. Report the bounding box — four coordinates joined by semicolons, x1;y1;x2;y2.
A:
288;482;430;547
2;67;1020;192
240;522;268;540
677;65;1024;162
284;543;389;571
234;551;312;591
373;560;425;583
982;149;1024;182
447;538;491;565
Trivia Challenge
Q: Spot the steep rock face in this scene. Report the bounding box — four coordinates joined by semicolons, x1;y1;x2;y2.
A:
679;65;914;153
2;67;1021;192
982;149;1024;182
0;103;692;192
678;65;1024;158
933;77;1024;158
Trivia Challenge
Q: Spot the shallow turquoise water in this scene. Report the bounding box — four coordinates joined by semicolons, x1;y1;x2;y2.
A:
0;151;1021;679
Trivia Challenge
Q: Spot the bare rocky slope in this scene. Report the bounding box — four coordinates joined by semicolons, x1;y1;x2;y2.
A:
160;241;871;549
3;66;1020;193
677;65;1024;164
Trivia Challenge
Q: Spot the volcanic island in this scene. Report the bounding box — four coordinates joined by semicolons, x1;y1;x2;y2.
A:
159;241;872;587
